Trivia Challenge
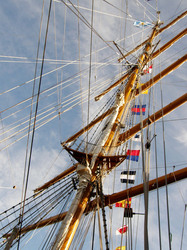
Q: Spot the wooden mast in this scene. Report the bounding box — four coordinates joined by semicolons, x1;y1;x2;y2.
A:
51;19;160;250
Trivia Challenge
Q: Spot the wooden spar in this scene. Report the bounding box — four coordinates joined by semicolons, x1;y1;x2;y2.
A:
159;10;187;34
89;167;187;211
118;93;187;145
61;107;114;145
94;72;129;101
3;213;67;239
6;167;186;237
118;10;187;62
34;165;77;193
152;28;187;59
95;29;186;101
136;54;187;96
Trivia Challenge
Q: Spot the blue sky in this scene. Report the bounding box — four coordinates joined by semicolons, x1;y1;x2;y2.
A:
0;0;187;249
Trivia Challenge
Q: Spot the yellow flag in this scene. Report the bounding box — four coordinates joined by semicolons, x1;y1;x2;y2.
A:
115;246;126;250
115;198;131;208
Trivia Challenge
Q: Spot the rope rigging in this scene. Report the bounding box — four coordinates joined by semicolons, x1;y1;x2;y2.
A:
0;2;186;250
17;0;54;247
0;27;185;154
0;171;77;248
153;84;162;250
96;165;109;250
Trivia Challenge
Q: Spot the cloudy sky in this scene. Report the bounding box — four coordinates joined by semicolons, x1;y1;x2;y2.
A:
0;0;186;249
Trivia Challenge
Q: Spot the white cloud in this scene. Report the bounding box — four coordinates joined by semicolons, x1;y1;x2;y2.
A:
175;128;187;147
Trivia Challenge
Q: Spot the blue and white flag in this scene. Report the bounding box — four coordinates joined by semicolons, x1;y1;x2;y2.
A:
126;150;140;162
133;133;141;142
134;21;152;28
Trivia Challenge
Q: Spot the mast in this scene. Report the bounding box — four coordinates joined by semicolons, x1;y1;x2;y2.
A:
52;78;126;249
52;18;161;249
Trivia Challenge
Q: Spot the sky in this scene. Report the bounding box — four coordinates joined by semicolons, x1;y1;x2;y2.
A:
0;0;187;249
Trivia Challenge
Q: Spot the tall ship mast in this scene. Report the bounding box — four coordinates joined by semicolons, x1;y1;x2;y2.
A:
0;1;186;249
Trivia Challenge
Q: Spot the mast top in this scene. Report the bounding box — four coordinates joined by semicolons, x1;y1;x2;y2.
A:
155;10;164;28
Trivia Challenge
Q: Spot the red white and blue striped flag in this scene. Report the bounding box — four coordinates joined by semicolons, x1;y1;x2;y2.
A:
131;105;146;115
126;149;140;162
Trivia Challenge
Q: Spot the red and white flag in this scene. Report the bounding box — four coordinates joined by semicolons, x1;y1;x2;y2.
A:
143;64;152;74
116;225;128;235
